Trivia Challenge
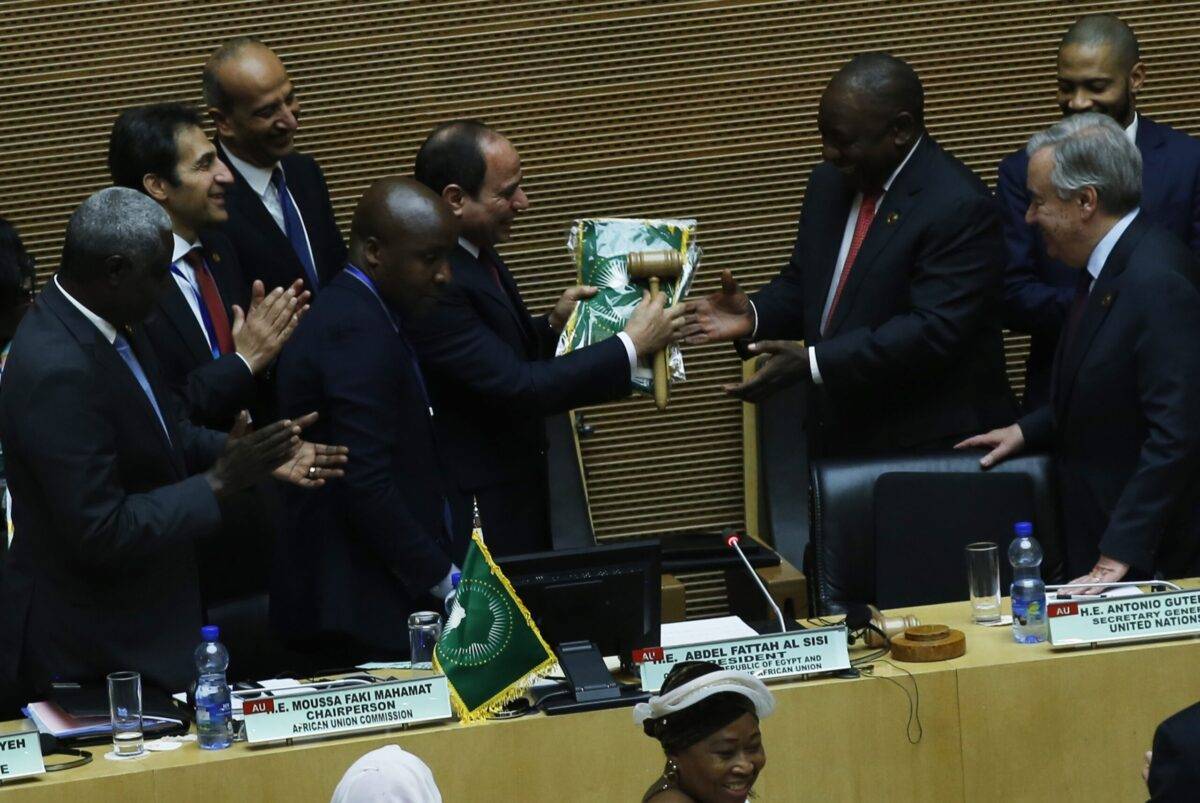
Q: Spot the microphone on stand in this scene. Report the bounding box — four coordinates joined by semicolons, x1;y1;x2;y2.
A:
724;529;787;634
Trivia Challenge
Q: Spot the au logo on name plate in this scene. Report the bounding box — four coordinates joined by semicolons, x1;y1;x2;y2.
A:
635;626;850;691
1048;588;1200;647
242;677;452;744
0;730;45;782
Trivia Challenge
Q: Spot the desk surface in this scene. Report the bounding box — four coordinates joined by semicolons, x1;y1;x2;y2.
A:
3;585;1198;802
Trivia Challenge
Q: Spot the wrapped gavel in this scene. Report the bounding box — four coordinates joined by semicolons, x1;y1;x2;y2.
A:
626;249;683;410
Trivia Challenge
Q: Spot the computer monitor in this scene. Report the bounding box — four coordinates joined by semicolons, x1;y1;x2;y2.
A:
496;539;661;715
497;539;661;667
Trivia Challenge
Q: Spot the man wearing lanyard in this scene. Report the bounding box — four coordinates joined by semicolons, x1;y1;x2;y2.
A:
203;37;347;296
274;178;461;667
109;102;307;430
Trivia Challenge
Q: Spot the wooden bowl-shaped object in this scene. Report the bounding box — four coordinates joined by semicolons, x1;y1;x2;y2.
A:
890;624;966;662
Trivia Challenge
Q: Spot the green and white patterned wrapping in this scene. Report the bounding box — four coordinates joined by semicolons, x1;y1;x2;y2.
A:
556;218;699;394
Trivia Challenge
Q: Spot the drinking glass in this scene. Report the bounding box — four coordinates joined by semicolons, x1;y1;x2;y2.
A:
966;542;1002;624
408;611;443;669
107;670;144;757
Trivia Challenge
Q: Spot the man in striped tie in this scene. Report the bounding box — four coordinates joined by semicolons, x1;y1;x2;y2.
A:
108;102;307;430
683;53;1014;460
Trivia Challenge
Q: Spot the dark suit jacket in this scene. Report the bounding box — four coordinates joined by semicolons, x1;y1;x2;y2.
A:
1019;216;1200;579
0;280;225;696
751;136;1015;457
998;115;1200;409
141;230;258;430
405;244;630;544
214;140;347;296
1148;701;1200;802
274;271;454;654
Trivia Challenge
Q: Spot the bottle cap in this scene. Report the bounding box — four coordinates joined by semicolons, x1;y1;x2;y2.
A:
1014;521;1033;537
201;625;220;642
451;571;462;589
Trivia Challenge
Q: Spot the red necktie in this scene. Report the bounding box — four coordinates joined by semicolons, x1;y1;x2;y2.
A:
184;250;234;355
823;191;880;333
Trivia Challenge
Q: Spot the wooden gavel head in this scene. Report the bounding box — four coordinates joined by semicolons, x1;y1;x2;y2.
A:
627;250;683;281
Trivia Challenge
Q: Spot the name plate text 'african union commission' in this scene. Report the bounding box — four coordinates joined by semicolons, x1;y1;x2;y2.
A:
242;677;452;744
0;730;44;782
635;626;850;691
1048;588;1200;647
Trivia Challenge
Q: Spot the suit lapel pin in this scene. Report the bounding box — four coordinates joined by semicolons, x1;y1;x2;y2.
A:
886;211;900;225
211;252;221;263
1101;293;1113;307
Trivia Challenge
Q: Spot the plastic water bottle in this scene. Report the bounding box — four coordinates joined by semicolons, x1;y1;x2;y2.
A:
444;571;463;616
194;625;233;749
1009;522;1048;644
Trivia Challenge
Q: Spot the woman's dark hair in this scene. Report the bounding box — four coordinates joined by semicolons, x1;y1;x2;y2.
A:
0;217;35;313
643;661;759;754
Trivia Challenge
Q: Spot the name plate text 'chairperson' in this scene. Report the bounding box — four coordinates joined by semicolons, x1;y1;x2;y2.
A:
242;677;452;744
1048;588;1200;647
634;626;850;691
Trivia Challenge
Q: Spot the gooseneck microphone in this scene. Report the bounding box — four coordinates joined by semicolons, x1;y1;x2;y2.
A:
725;530;787;634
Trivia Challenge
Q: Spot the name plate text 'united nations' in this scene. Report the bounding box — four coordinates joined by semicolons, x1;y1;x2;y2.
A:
242;677;452;744
1048;588;1200;647
0;730;44;782
635;626;850;691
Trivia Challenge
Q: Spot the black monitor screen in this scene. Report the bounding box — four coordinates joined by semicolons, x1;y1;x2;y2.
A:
496;540;661;667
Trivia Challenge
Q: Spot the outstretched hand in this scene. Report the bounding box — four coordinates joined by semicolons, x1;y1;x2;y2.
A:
270;411;349;488
723;340;808;403
681;269;754;345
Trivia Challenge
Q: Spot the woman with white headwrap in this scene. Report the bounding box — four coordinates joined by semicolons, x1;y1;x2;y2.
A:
634;661;775;802
330;745;442;803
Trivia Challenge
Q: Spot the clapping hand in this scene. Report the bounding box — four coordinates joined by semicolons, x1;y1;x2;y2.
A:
270;412;349;488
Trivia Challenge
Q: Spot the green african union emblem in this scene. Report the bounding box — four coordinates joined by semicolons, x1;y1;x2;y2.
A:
434;528;556;721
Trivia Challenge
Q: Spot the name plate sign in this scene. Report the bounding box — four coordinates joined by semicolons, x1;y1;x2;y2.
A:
635;626;850;692
0;730;44;782
1048;588;1200;647
242;677;452;744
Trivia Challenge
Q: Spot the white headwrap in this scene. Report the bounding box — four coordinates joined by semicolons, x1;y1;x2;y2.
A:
633;669;775;726
330;745;442;803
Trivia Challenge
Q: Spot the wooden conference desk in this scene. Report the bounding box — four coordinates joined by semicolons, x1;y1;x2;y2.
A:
3;586;1198;803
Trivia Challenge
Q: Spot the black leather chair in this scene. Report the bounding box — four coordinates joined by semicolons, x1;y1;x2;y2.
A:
809;451;1062;615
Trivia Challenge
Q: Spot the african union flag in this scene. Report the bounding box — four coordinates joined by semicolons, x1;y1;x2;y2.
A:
433;519;555;722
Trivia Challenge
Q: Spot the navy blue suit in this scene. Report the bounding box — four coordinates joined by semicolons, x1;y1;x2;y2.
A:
274;270;454;659
1148;701;1200;801
0;280;225;697
214;140;347;297
406;244;631;557
999;115;1200;409
751;136;1015;457
1018;216;1200;579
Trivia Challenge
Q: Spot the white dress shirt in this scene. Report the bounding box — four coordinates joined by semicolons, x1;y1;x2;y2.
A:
1083;207;1141;290
458;237;639;376
748;137;924;384
170;234;252;374
1125;113;1139;145
55;274;117;343
222;145;318;277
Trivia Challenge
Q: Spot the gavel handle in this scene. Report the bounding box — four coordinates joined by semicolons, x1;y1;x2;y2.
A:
649;277;669;410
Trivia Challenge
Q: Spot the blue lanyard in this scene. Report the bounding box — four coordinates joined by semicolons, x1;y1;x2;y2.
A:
170;260;222;360
344;265;432;411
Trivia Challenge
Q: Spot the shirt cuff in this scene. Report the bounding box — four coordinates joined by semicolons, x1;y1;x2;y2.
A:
429;564;460;601
748;299;759;340
616;331;638;376
808;346;823;385
234;352;254;375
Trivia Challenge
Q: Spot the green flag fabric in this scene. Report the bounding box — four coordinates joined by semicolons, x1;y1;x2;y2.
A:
433;527;556;722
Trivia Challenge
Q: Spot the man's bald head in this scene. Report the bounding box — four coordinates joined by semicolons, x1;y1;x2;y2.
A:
826;52;925;129
1061;13;1140;72
350;177;457;318
204;37;300;167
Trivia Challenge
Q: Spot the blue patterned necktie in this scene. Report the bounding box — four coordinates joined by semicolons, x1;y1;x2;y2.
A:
113;333;171;444
271;167;320;291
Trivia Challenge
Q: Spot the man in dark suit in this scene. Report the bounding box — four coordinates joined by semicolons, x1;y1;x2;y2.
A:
1145;701;1200;801
959;114;1200;590
108;102;307;430
683;53;1014;458
408;120;682;556
998;13;1200;410
0;188;346;702
203;37;346;295
274;178;460;664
